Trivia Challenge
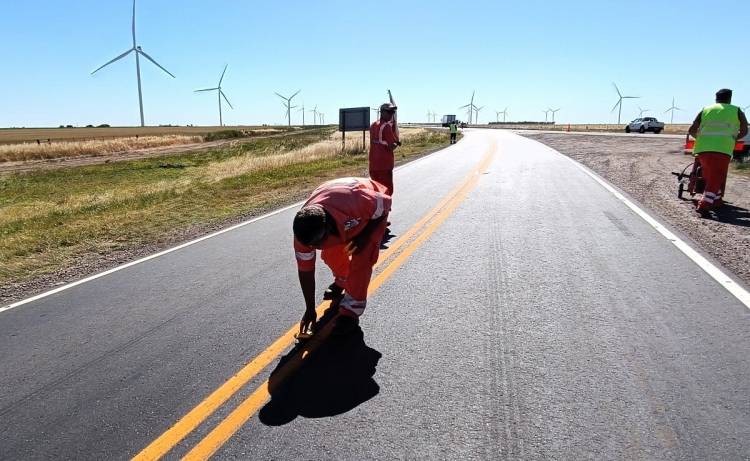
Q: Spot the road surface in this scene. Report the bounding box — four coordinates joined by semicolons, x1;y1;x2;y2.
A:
1;129;748;460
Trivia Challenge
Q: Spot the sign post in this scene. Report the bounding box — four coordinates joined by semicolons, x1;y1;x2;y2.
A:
338;107;371;152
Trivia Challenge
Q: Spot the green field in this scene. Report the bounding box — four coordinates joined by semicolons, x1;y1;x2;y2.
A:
0;128;450;292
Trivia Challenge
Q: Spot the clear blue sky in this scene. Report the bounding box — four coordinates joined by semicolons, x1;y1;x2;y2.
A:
2;0;748;127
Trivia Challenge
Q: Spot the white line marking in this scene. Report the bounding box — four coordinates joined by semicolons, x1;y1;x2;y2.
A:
0;203;301;314
558;149;750;310
1;143;449;314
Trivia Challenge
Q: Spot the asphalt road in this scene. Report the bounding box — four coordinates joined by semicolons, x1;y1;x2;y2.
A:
1;129;748;460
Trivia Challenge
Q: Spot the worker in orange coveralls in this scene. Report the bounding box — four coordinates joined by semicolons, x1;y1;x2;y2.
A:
293;177;391;336
369;103;400;197
688;88;748;215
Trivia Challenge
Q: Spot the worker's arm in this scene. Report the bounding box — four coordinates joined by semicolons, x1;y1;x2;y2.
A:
298;270;317;333
383;123;399;149
738;109;748;140
688;112;702;138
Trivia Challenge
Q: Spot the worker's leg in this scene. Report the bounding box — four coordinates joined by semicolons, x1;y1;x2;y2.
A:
369;169;394;197
697;153;731;210
338;216;388;318
321;244;350;289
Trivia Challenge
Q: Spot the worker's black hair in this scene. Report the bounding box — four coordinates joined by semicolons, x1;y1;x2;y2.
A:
716;88;732;103
293;205;327;245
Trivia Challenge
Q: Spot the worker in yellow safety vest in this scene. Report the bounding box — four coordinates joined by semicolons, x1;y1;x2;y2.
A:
449;121;458;144
688;88;748;214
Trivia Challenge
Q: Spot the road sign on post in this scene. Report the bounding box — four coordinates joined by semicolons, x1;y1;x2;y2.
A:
339;107;370;151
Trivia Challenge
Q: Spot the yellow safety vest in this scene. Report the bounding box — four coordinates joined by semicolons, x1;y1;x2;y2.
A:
694;103;740;157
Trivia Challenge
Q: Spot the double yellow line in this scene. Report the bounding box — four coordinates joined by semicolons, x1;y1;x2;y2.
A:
134;145;495;461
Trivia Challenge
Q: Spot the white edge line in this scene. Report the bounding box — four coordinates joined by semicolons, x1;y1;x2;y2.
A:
560;152;750;310
0;202;302;314
1;143;451;314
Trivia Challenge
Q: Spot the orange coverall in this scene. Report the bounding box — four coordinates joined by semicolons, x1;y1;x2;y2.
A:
294;177;391;317
369;120;399;196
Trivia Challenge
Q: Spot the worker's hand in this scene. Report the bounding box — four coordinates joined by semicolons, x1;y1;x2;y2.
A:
391;142;399;150
299;307;317;335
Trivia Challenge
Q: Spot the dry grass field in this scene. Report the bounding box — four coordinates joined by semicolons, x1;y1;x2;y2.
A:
0;125;292;145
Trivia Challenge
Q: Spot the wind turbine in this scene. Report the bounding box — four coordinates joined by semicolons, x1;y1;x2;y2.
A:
638;106;649;117
319;113;325;125
549;108;560;123
91;0;175;127
664;97;682;124
542;109;550;123
459;91;477;124
499;107;508;123
194;65;233;127
475;106;484;124
308;105;319;125
275;90;301;127
611;83;639;124
297;102;306;125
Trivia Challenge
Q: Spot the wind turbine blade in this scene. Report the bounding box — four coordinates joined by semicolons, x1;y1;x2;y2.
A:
459;104;470;109
674;107;682;111
132;0;137;47
91;48;134;74
470;90;475;105
611;100;621;113
137;49;175;78
194;87;219;92
220;90;233;109
623;96;639;99
218;64;228;86
290;89;301;99
274;92;286;100
612;82;622;98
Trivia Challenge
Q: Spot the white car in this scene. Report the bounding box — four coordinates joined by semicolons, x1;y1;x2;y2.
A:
625;117;665;134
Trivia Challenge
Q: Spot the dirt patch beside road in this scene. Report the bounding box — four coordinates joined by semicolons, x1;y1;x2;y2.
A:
522;132;750;289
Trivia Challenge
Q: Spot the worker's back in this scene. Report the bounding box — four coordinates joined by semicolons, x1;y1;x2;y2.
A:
695;103;740;156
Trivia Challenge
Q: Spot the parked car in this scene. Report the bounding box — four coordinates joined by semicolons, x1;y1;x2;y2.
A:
625;117;664;133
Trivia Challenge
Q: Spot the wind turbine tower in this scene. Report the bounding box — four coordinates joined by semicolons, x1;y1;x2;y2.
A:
309;105;319;125
91;0;175;127
298;103;306;125
549;108;560;123
275;90;301;126
611;83;639;124
194;64;233;126
475;106;484;124
638;106;649;117
542;109;550;123
459;91;477;124
664;97;682;124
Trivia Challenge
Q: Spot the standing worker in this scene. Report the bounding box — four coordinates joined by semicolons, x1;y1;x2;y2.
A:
369;103;400;197
293;177;391;336
688;88;748;214
449;120;459;144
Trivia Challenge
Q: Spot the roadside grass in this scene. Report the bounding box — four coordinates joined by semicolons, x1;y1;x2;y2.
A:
0;127;449;288
0;135;203;163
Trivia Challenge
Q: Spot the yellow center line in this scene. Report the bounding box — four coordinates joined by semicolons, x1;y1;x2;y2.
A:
181;148;495;461
132;145;495;461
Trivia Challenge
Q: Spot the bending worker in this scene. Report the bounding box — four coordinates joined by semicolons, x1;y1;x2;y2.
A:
688;88;748;213
293;177;391;335
369;103;400;196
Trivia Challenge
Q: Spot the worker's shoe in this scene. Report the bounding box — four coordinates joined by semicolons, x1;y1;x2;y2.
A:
323;283;344;301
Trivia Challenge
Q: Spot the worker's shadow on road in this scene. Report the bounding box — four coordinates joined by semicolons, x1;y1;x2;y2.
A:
259;328;382;426
713;203;750;227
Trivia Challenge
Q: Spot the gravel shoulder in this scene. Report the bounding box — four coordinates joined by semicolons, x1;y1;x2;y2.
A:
521;132;750;289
